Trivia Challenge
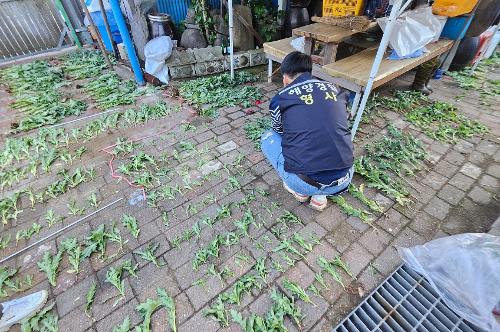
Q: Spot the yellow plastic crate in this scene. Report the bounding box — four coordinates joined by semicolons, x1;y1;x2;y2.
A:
323;0;364;17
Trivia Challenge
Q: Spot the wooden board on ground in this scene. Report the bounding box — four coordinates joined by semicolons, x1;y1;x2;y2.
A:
322;39;454;88
292;23;359;43
263;37;295;61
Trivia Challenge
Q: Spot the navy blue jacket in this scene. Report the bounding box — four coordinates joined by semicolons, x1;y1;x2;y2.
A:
269;73;354;182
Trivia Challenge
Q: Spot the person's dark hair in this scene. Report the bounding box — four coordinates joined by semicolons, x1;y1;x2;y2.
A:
281;51;312;77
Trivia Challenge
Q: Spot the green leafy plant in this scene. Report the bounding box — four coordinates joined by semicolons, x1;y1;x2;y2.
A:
45;210;63;228
349;183;384;213
16;223;42;245
112;316;131;332
122;214;140;238
37;250;64;286
283;279;313;305
135;242;162;267
67;199;85;215
20;302;58;332
60;237;82;274
105;260;138;302
244;117;272;148
158;288;177;332
330;195;374;227
0;235;11;250
318;256;345;289
179;72;261;117
85;281;97;316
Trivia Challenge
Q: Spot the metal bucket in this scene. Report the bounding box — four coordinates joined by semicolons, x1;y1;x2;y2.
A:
148;13;176;39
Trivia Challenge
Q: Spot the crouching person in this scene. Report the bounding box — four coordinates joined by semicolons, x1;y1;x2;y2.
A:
261;51;354;211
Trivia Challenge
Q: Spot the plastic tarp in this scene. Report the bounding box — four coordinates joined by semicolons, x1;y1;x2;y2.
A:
144;36;173;84
398;233;500;331
378;6;442;57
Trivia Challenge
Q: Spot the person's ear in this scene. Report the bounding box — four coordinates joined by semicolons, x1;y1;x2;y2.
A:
283;74;290;87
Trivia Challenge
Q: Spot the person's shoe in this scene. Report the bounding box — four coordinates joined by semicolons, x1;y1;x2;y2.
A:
283;182;309;203
309;195;328;211
411;83;431;96
0;290;48;331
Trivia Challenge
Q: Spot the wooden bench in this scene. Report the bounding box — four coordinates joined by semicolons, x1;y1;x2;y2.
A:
321;39;454;89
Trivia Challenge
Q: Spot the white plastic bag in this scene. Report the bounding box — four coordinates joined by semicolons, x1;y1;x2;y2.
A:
144;36;173;84
378;7;442;57
290;36;305;53
397;233;500;331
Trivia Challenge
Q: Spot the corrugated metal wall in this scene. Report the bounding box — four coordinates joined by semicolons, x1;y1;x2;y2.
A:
0;0;70;61
156;0;234;25
157;0;279;26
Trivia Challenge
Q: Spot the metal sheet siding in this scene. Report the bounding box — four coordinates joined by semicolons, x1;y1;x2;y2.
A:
156;0;222;25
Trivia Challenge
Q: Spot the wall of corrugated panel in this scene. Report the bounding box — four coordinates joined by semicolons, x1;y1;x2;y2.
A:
157;0;278;26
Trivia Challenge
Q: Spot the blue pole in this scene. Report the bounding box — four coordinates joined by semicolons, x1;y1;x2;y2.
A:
108;0;145;85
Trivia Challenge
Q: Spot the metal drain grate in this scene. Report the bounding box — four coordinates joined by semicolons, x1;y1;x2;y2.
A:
333;264;484;332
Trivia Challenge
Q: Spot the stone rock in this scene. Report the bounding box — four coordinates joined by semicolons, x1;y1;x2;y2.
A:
194;60;226;76
166;49;196;66
230;52;251;69
249;49;267;66
192;46;224;62
180;28;207;49
233;5;255;51
200;160;222;175
169;64;195;78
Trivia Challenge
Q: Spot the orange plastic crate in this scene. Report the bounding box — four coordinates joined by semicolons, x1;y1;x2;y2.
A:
323;0;364;17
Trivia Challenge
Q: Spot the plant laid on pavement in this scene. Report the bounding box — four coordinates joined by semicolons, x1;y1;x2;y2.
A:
158;288;177;332
134;242;162;267
16;223;42;245
67;199;85;216
315;272;329;290
105;259;138;302
85;281;97;316
112;316;131;332
348;183;384;214
330;195;374;227
45;210;63;228
244;117;272;148
37;250;64;287
179;71;262;117
136;288;176;332
122;214;141;238
230;288;303;330
20;302;58;332
0;235;11;250
60;237;82;274
0;267;32;298
84;72;141;109
205;296;229;326
283;279;314;305
61;49;114;79
318;256;345;289
332;256;355;280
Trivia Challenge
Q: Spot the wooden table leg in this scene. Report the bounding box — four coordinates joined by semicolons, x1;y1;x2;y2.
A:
304;37;313;55
323;43;338;65
267;58;273;83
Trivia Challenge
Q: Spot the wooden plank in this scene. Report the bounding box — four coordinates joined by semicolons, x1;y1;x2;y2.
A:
322;40;454;88
292;23;361;43
263;37;295;61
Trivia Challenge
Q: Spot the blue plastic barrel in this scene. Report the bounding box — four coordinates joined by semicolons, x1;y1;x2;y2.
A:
440;15;474;40
90;10;122;51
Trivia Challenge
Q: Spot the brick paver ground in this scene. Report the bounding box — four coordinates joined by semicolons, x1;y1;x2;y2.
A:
1;58;499;332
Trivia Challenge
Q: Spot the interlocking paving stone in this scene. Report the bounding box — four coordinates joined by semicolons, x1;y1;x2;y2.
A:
424;196;450;221
460;162;483;179
437;184;466;205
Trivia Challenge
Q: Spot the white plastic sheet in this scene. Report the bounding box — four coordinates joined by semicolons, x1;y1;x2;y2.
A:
398;233;500;331
144;36;173;84
290;36;305;53
378;7;442;57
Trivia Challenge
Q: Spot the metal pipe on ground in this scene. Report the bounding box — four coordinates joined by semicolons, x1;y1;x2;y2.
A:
0;197;124;265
